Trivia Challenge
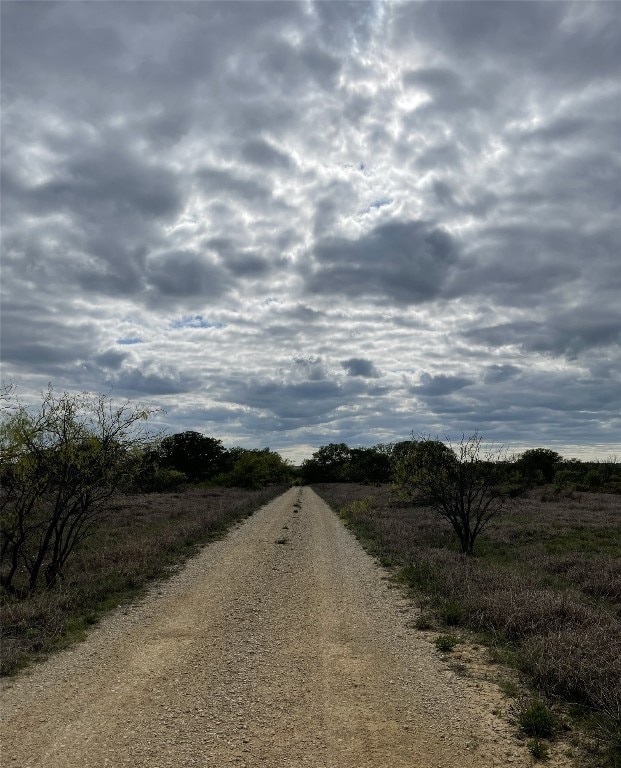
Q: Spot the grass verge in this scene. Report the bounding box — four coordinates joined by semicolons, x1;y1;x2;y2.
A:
313;482;621;767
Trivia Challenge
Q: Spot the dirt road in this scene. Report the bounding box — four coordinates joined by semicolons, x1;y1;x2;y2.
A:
1;487;531;767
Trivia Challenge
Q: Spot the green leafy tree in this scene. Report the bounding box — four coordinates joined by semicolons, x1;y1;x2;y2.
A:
393;439;455;497
301;443;352;483
219;446;249;473
393;434;510;555
555;457;620;492
390;440;417;463
347;446;392;483
132;444;188;492
0;388;157;595
302;442;402;484
218;448;291;489
158;431;226;482
517;448;563;485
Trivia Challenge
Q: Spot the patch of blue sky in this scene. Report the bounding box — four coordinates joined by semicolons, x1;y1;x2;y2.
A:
370;197;393;209
169;315;224;330
116;337;142;345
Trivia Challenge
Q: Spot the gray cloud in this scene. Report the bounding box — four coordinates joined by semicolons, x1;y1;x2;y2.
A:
483;365;521;385
1;1;619;461
307;220;459;304
403;66;492;116
146;251;230;300
109;368;197;396
205;238;274;278
393;2;566;59
196;167;275;205
0;298;98;373
392;2;620;88
241;139;293;170
341;358;380;378
411;373;474;398
95;350;127;371
464;304;621;359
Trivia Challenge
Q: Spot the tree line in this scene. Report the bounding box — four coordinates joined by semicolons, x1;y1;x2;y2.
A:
1;386;618;595
138;431;292;491
300;440;618;492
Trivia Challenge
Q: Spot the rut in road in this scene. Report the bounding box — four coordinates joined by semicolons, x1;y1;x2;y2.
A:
1;487;529;767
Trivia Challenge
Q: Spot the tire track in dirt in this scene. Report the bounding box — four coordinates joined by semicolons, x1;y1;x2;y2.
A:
1;487;541;767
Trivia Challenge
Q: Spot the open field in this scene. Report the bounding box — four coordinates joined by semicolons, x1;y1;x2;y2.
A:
1;486;285;676
313;483;621;767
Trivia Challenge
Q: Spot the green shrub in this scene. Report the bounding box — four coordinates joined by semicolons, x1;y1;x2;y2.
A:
149;468;188;492
528;738;550;761
519;698;556;737
440;598;466;626
401;561;440;592
338;497;373;525
435;634;460;652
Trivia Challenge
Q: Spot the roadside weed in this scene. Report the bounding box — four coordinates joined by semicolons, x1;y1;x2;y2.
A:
519;698;556;737
528;738;550;761
435;634;460;652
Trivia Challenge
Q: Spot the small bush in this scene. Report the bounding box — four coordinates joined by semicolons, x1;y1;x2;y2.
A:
338;497;373;525
144;468;188;493
414;613;434;630
468;587;595;641
440;598;466;626
528;738;550;761
401;560;440;592
520;624;621;720
435;634;460;652
519;699;556;737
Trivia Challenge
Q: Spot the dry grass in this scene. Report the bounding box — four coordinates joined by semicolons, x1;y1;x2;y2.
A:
314;483;621;766
1;485;285;675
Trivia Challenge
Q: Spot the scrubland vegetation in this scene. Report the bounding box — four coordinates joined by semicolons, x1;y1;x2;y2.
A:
1;385;619;765
313;482;621;766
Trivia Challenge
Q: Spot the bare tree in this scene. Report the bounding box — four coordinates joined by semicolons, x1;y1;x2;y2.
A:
393;433;510;555
1;388;158;595
0;381;16;410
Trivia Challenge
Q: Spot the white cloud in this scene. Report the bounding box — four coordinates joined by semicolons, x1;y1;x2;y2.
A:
1;1;619;461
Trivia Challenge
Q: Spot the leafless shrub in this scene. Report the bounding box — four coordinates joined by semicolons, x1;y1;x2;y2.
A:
393;434;511;555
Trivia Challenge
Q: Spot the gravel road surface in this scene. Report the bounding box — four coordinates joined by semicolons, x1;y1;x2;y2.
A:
1;487;535;767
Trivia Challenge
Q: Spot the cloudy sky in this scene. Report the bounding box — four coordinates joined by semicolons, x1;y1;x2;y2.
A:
2;1;620;462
